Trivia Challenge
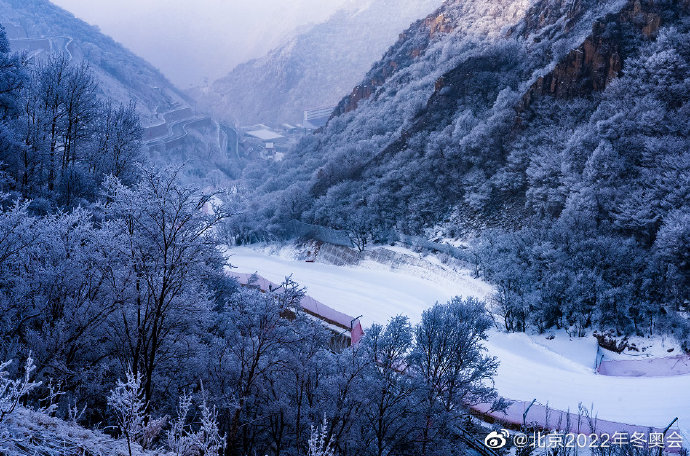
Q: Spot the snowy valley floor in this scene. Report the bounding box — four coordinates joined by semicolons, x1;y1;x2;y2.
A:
226;245;690;441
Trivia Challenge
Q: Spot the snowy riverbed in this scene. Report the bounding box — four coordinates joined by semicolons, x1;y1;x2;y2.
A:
225;245;690;439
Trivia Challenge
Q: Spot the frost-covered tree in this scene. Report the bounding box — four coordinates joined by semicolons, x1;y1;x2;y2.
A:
208;286;304;455
0;355;40;423
167;390;226;456
91;100;143;184
0;202;125;408
307;416;335;456
103;168;227;406
0;24;24;118
410;297;501;456
0;47;142;205
108;369;166;456
357;316;417;456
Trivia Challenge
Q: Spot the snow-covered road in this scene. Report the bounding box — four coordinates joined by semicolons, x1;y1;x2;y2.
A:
226;246;690;439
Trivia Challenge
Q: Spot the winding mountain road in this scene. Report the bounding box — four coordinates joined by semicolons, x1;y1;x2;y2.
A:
9;34;74;60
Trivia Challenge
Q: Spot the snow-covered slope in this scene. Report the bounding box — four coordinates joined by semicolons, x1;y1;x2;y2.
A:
1;407;164;456
225;245;690;439
0;0;189;125
486;331;690;437
199;0;444;125
227;245;492;327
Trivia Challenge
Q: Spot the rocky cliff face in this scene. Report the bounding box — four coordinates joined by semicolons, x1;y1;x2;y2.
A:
521;0;687;105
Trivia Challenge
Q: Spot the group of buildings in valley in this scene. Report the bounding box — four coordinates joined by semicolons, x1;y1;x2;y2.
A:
239;105;336;161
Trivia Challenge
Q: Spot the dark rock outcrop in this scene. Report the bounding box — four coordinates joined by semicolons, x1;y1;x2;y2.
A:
522;0;671;105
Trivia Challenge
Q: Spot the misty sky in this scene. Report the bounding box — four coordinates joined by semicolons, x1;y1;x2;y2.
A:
51;0;350;88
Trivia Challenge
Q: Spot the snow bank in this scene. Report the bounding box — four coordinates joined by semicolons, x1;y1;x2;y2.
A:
1;406;165;455
598;356;690;377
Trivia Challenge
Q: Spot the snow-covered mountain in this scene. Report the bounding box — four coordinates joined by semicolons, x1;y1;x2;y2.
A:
0;0;190;125
243;0;690;235
198;0;444;125
229;0;690;340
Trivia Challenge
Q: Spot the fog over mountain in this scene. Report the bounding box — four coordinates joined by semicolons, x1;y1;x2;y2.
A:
201;0;444;125
0;0;189;124
50;0;350;87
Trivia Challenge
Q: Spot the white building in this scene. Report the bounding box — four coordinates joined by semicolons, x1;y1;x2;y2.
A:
303;106;335;129
245;128;284;143
243;127;286;159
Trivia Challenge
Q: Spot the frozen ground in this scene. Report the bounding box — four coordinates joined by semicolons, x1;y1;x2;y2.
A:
225;245;690;441
226;245;493;327
1;407;160;455
485;331;689;435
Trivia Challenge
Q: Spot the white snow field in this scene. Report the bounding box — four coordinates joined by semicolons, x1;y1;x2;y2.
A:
226;245;494;327
484;331;689;436
225;246;690;441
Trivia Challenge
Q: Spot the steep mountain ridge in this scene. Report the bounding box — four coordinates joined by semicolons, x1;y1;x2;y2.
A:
199;0;443;125
373;0;686;165
227;0;689;341
0;0;190;125
236;0;689;237
333;0;534;116
333;0;656;118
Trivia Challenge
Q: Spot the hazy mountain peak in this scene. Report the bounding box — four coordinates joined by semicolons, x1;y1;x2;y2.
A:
200;0;445;126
